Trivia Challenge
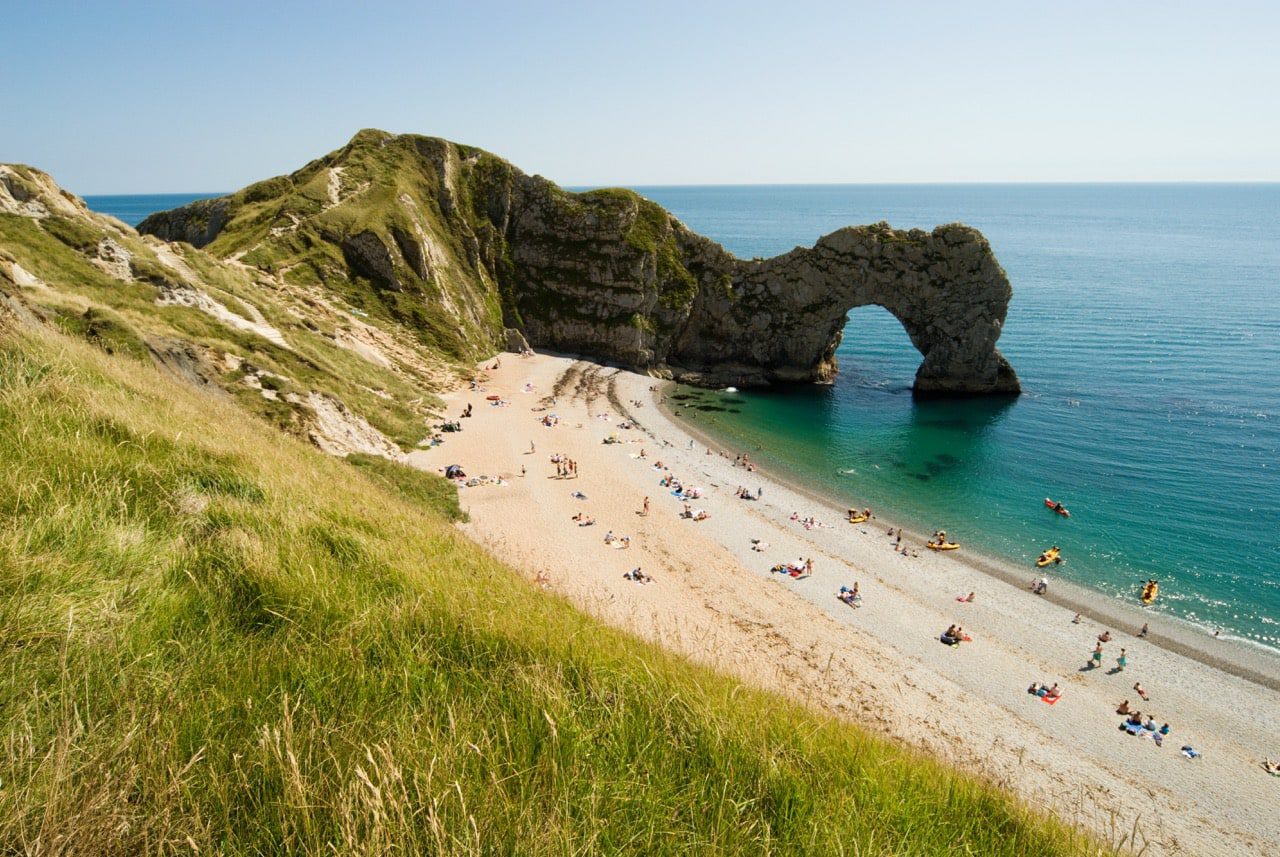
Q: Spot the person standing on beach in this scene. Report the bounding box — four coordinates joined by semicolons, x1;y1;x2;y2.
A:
1138;623;1149;638
1116;648;1128;672
640;496;650;516
1088;642;1104;670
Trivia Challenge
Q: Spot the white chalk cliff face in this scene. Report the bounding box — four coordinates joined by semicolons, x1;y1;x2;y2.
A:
139;130;1020;396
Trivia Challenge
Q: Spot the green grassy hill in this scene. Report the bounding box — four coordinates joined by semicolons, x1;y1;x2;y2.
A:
0;297;1104;855
0;164;1102;853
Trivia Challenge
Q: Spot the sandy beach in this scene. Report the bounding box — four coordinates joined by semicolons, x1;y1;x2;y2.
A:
409;353;1280;857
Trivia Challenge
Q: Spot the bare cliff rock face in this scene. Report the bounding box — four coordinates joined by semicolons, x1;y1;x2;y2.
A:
139;130;1020;395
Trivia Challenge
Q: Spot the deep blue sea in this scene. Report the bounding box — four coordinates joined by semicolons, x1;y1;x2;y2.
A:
87;186;1280;651
86;194;219;227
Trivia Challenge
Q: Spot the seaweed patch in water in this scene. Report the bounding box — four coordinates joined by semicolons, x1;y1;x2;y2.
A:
914;473;931;482
694;404;727;412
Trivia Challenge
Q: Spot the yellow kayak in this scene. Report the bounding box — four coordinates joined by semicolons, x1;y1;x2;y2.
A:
1141;583;1159;604
927;541;960;551
1036;548;1061;568
847;514;868;524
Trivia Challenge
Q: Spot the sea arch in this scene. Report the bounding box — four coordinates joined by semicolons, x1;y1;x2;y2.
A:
668;223;1021;396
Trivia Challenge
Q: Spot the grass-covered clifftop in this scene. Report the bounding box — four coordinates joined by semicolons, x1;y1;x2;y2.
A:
139;129;714;371
0;299;1098;854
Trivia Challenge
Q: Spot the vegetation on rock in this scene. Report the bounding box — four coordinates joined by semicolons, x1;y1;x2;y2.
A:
140;130;1019;395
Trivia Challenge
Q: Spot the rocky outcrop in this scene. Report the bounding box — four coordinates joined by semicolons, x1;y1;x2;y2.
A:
139;130;1020;395
341;230;403;293
137;197;230;247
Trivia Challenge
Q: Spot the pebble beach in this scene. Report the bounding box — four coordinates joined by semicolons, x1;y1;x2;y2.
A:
409;352;1280;857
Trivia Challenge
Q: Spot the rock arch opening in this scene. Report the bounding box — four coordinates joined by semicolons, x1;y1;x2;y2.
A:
835;305;921;391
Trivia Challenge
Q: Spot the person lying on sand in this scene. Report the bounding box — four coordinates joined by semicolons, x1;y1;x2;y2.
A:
1027;683;1062;701
750;540;769;552
1262;759;1280;776
956;592;976;603
623;567;653;584
1134;682;1150;701
837;585;862;607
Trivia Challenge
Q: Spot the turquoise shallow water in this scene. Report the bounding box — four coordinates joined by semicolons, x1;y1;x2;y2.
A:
629;185;1280;652
86;186;1280;650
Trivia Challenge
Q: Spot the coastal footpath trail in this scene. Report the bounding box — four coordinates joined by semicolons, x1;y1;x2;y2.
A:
408;353;1280;857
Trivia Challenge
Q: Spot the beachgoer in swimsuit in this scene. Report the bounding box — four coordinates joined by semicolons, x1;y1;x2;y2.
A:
1116;700;1131;715
1134;682;1149;701
1116;649;1128;671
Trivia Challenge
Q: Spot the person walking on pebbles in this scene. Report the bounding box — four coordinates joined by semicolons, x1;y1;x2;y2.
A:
1086;641;1103;671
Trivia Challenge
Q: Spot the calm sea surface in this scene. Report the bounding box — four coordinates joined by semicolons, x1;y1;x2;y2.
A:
87;186;1280;650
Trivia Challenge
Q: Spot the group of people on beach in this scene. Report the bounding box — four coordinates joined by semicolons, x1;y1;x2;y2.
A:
551;454;578;478
790;512;828;531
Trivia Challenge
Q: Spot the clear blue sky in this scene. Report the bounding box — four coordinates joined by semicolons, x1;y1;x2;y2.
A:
4;0;1278;193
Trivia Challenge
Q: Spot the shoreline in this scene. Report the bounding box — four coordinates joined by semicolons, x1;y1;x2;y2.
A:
414;352;1280;857
657;384;1280;692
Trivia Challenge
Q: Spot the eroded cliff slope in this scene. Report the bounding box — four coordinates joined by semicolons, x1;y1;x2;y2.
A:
0;162;464;459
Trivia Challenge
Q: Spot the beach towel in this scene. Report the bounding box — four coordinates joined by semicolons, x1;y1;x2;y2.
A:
1124;722;1144;735
1181;746;1200;759
1043;694;1062;705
